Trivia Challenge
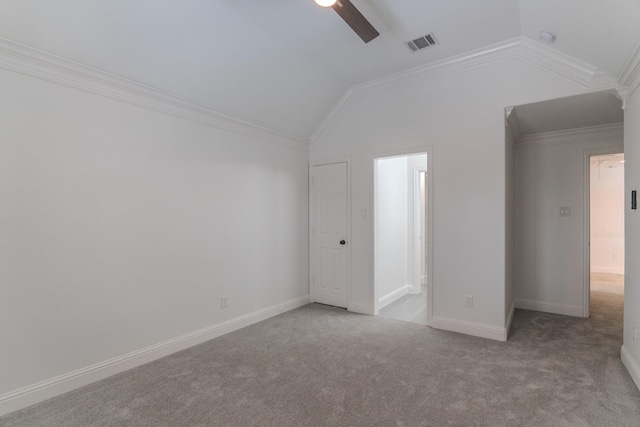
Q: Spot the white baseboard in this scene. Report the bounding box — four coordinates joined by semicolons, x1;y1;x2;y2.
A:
431;316;508;342
348;302;375;315
377;284;411;310
505;300;516;340
591;266;624;275
515;298;583;317
0;295;310;417
621;345;640;392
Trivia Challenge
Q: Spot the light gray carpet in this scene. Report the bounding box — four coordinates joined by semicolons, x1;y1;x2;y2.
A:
2;281;639;426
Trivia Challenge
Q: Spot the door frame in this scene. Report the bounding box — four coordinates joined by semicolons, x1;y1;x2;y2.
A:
309;158;352;309
372;146;433;325
412;168;428;295
582;146;624;317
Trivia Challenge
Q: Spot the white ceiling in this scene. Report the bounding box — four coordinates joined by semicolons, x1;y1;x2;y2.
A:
1;0;639;139
513;91;624;137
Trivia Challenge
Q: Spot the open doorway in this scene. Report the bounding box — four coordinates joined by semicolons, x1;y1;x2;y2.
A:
374;152;429;325
589;153;625;315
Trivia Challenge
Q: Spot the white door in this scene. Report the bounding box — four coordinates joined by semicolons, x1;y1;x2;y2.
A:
311;162;348;308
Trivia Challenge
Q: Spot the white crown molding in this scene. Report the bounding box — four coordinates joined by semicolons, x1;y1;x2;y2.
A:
0;38;309;152
517;123;624;147
516;37;620;92
505;107;521;142
505;106;514;120
310;37;621;148
353;38;522;95
619;41;640;97
310;38;522;148
0;295;310;417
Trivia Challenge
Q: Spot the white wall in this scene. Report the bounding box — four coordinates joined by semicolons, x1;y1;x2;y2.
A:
505;123;515;325
623;88;640;390
0;69;309;405
310;57;589;338
514;125;623;317
590;158;625;274
375;156;408;305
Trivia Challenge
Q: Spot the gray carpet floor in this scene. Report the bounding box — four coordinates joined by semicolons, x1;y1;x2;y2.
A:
2;276;639;426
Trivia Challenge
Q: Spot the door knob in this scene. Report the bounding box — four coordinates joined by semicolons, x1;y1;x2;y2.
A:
340;240;346;245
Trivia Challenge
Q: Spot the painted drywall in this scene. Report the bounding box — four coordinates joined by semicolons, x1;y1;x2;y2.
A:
406;154;428;296
590;157;625;274
0;69;309;397
310;57;589;333
505;124;515;324
375;156;409;305
623;88;640;390
514;126;623;316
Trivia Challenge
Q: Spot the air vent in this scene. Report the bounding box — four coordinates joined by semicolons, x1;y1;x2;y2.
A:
406;33;439;52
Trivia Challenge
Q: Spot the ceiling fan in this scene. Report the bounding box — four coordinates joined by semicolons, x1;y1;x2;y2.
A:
314;0;380;43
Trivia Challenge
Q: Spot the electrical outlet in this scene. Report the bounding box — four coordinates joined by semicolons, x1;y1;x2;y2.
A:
465;295;473;308
221;296;228;309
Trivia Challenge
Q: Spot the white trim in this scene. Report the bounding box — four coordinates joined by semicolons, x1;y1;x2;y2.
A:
0;296;310;417
430;316;507;342
0;38;308;152
517;38;619;92
310;37;621;148
411;166;428;296
505;300;516;340
619;42;640;96
378;285;411;310
515;298;582;317
621;345;640;392
518;123;624;147
348;302;376;316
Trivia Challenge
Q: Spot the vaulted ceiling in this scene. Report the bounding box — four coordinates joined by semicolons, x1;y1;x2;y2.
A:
1;0;639;139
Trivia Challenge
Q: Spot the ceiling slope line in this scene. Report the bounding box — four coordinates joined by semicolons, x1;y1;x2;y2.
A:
310;37;621;149
310;38;522;149
517;123;624;147
0;38;309;152
619;41;640;97
308;88;356;151
516;37;620;92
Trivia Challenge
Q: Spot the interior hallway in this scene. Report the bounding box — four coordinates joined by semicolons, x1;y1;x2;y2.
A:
378;283;428;325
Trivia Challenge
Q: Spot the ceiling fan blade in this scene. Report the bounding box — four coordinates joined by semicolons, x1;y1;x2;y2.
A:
331;0;379;43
